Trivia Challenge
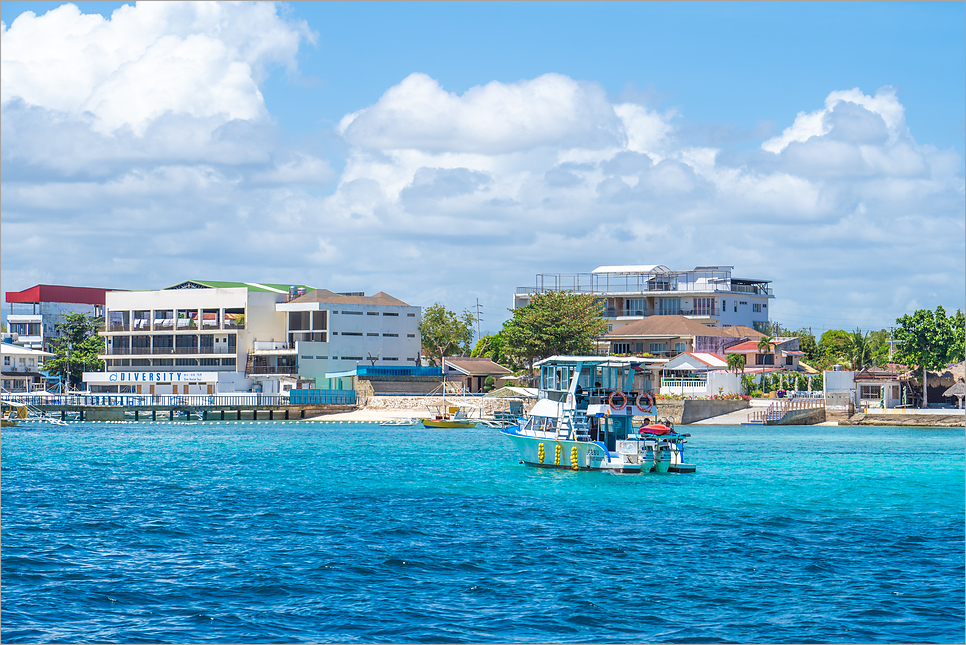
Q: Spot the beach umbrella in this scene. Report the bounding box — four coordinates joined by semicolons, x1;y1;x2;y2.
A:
942;381;965;408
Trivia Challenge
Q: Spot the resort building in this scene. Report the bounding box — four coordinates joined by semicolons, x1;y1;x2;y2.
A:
4;284;112;351
92;281;420;394
514;264;773;332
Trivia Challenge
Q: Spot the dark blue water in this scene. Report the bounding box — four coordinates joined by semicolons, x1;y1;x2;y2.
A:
2;421;963;643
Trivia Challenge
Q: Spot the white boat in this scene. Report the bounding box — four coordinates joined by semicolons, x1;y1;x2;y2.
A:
499;356;696;474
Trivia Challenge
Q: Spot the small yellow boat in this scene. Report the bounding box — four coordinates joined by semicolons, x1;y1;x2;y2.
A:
2;401;30;427
421;401;480;429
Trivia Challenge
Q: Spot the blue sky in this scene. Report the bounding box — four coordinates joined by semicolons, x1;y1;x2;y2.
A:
1;1;964;335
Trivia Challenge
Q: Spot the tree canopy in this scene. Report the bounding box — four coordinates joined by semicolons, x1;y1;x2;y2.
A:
418;303;475;367
502;292;608;372
44;313;104;389
894;306;964;406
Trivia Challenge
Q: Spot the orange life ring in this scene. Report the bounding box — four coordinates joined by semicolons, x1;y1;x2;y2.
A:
636;392;655;409
608;391;627;410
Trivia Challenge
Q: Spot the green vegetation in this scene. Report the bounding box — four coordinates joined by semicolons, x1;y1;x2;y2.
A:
502;292;609;374
727;352;745;374
44;313;105;389
418;303;475;367
894;306;965;406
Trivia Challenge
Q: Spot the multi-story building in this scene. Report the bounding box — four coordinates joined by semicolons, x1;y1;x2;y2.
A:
277;289;422;390
1;341;56;392
90;281;421;394
513;264;773;332
5;284;111;351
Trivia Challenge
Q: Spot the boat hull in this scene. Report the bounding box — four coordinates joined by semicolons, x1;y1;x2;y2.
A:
421;419;478;429
500;428;644;473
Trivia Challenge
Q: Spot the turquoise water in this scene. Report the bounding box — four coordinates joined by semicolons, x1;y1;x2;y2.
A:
2;421;963;643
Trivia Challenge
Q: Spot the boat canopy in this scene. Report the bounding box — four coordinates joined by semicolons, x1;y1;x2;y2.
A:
529;398;562;418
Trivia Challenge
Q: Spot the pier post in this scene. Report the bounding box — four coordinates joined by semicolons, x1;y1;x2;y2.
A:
169;410;174;421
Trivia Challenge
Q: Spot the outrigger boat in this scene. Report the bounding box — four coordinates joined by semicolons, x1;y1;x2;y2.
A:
421;399;480;429
500;356;696;474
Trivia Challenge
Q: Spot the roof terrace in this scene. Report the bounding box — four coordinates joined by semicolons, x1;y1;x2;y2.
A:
516;265;773;297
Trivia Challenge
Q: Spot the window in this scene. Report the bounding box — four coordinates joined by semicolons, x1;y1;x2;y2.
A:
675;342;686;353
343;356;363;360
367;333;379;337
342;332;363;336
407;334;416;338
649;342;667;353
613;342;631;354
755;354;775;365
860;385;882;399
176;358;198;366
383;312;398;317
407;313;416;317
3;356;9;366
315;356;328;360
384;333;399;337
734;302;737;312
753;303;762;313
785;356;793;366
658;298;681;315
693;298;714;316
384;357;399;361
342;311;363;315
367;312;379;316
200;358;220;366
221;358;236;366
624;298;646;316
739;301;747;306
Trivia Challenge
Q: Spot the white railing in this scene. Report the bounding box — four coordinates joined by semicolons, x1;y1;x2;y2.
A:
748;397;825;423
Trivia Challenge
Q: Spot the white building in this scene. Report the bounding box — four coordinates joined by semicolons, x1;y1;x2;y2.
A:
276;289;421;389
91;281;420;394
514;264;773;332
2;342;56;392
5;284;111;351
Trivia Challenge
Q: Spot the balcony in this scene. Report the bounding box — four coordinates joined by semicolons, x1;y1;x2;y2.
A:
106;346;234;356
247;365;297;375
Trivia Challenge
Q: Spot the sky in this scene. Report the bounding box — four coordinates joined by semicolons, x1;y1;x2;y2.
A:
1;1;964;337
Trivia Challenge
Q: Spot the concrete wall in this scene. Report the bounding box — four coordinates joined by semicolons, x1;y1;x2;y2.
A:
771;407;826;425
681;399;750;424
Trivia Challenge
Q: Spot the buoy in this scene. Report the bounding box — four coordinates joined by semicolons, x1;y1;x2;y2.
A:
554;444;561;466
571;445;579;470
538;442;545;464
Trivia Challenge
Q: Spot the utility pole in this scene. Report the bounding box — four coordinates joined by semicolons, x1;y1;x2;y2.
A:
475;298;482;342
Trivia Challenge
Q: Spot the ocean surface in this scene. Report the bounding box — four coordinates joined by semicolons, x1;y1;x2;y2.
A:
2;420;963;644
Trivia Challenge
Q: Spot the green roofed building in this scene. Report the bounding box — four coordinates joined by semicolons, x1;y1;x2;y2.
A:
88;280;421;395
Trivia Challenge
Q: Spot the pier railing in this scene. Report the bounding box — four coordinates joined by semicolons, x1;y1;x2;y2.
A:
747;396;825;424
2;393;294;408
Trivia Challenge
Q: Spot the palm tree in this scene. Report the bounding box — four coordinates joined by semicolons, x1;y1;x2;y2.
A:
844;329;872;371
757;335;773;357
727;352;745;374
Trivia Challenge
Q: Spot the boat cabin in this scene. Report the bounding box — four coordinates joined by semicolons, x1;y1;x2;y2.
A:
532;356;658;452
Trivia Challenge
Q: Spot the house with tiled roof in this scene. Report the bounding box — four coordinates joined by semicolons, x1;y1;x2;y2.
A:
723;337;805;373
603;315;763;358
443;356;514;393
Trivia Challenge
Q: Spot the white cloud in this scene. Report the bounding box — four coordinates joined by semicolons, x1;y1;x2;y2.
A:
339;72;625;154
761;86;906;153
1;1;313;135
1;7;962;339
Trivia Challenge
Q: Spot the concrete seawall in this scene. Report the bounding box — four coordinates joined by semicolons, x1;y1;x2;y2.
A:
651;400;750;426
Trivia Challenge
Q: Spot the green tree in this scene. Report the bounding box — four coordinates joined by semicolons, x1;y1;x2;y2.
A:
893;306;956;407
418;303;475;368
949;309;965;364
790;328;820;365
727;352;745;374
819;329;850;365
45;313;105;390
502;292;608;377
